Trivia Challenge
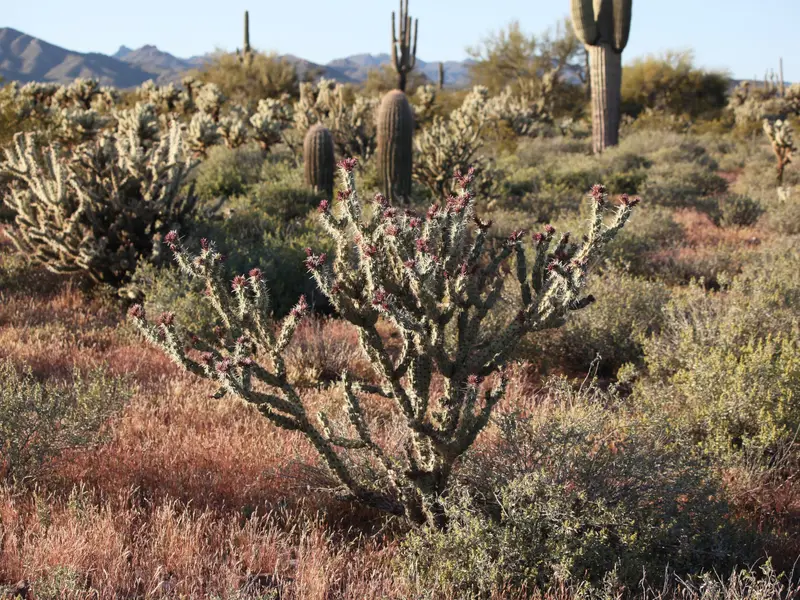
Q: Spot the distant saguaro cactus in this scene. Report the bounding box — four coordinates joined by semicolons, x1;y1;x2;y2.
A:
377;89;414;203
304;124;335;197
570;0;632;153
237;10;253;65
438;62;445;90
391;0;418;92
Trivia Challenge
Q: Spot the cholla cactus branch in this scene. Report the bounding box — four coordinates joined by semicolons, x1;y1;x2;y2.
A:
764;118;796;185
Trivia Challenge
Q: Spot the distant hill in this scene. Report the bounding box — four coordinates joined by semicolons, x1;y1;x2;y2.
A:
0;27;480;89
0;27;153;87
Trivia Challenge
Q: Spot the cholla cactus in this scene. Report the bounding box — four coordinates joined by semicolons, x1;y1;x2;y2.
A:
488;72;556;137
249;97;294;153
729;82;800;125
130;159;639;526
764;118;796;184
0;106;198;287
218;110;249;149
50;78;102;110
114;102;161;148
195;83;226;121
54;108;110;145
414;86;497;200
186;112;222;157
139;80;186;115
412;84;436;127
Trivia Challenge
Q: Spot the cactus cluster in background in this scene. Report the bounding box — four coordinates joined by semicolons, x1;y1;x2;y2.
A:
0;103;198;287
414;86;496;200
130;159;638;526
728;81;800;126
488;71;557;137
390;0;418;92
763;118;796;185
294;79;378;161
570;0;632;153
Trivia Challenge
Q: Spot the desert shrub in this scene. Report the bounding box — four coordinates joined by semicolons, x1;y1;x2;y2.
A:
539;269;671;374
192;51;300;110
604;206;684;275
715;193;764;228
621;51;729;120
192;144;265;203
638;245;800;459
0;361;131;483
760;186;800;235
640;161;727;211
401;378;753;596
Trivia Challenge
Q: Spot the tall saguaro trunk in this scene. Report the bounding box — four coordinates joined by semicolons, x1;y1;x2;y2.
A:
588;44;622;153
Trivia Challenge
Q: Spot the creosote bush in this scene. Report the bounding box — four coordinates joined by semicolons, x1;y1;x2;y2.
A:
130;160;638;527
0;361;131;483
400;377;755;596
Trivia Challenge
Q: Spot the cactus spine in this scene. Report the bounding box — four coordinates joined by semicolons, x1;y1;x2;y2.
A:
304;124;336;197
391;0;418;92
377;90;414;203
570;0;632;153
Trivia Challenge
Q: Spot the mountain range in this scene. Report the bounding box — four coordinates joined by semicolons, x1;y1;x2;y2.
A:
0;27;476;89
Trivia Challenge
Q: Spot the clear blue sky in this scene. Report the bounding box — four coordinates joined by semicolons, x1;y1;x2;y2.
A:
6;0;799;82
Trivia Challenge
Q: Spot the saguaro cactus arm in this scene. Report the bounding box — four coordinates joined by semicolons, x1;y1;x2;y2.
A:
391;0;418;92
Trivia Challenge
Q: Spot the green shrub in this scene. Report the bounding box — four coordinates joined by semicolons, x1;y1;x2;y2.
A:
401;379;753;596
621;51;729;120
537;269;671;374
715;193;764;227
192;144;266;204
638;245;800;459
604;206;684;276
0;361;131;483
641;161;727;210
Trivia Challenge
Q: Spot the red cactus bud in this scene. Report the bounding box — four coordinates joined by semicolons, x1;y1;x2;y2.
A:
408;217;421;229
454;166;476;188
238;357;253;367
213;326;226;339
427;204;440;220
383;207;397;219
386;224;399;236
337;157;358;172
416;238;430;253
318;199;330;213
157;311;175;327
337;189;353;202
128;304;145;320
231;275;248;291
305;252;327;271
200;352;214;365
248;268;263;281
215;359;231;374
544;225;556;236
374;193;389;208
290;295;309;318
200;238;210;251
404;259;416;269
467;374;483;386
621;194;641;207
507;229;526;244
371;288;390;310
163;230;179;248
590;184;607;205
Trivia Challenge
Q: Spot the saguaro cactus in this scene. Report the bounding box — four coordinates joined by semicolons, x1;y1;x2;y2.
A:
438;62;445;90
391;0;418;92
377;89;414;203
238;10;252;65
304;124;335;197
570;0;632;153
